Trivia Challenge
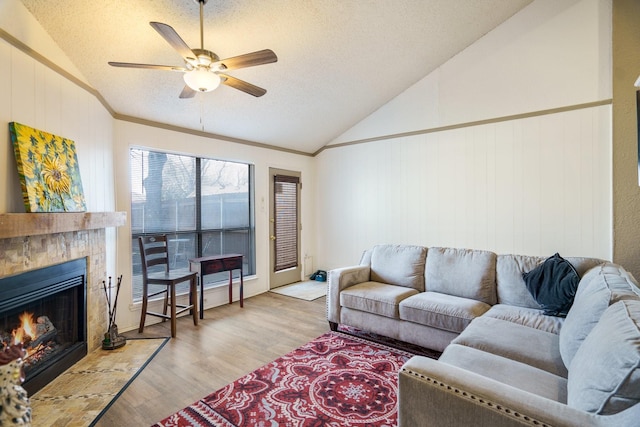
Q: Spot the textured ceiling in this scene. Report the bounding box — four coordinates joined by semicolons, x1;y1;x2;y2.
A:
19;0;532;154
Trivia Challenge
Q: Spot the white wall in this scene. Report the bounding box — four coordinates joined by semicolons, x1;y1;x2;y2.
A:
315;0;613;269
113;120;315;332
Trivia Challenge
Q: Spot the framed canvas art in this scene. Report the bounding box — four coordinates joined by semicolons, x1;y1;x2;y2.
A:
9;122;86;212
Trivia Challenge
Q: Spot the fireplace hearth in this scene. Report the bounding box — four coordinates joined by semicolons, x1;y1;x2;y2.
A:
0;258;87;395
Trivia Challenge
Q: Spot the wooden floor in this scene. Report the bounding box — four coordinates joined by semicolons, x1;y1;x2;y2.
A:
94;291;329;426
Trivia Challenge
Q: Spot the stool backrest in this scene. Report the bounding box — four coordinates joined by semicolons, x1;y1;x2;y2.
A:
139;235;170;278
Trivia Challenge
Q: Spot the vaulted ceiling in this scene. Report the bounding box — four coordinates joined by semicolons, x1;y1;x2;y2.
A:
20;0;532;154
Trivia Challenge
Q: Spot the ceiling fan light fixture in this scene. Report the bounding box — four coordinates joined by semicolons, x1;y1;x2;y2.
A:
183;68;221;92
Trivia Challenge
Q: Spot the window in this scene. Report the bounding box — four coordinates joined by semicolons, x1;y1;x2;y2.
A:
130;148;255;302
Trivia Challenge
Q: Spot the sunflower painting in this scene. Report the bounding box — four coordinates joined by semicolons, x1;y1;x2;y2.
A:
9;122;86;212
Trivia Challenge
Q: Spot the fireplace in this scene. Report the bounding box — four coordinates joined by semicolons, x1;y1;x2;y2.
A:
0;258;87;395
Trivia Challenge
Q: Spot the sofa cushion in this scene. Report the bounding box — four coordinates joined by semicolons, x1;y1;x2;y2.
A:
399;292;491;334
359;248;372;265
340;282;419;319
559;263;640;367
496;254;545;309
522;253;580;317
563;256;606;277
440;343;568;403
451;316;567;377
483;304;564;334
567;300;640;415
369;244;427;291
425;247;497;305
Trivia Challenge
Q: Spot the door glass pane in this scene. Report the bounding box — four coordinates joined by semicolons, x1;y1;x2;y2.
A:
274;175;299;271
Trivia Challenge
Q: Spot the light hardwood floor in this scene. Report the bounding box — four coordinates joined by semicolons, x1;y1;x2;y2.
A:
95;291;329;426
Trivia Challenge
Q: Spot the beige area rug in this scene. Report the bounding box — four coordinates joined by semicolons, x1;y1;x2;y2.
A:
270;280;327;301
30;337;167;427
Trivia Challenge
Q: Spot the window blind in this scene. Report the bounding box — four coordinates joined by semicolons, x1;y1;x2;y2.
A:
274;175;299;272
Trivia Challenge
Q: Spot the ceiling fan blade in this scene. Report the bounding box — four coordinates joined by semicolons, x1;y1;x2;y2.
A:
150;22;198;65
108;62;186;71
179;85;197;99
220;74;267;97
215;49;278;71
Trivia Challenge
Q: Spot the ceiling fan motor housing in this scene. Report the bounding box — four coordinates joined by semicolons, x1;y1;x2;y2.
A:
190;49;221;69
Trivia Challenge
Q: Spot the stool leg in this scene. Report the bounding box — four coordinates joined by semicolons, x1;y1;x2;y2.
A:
240;269;244;308
170;285;177;338
139;284;148;333
199;275;204;320
162;289;169;321
191;276;198;326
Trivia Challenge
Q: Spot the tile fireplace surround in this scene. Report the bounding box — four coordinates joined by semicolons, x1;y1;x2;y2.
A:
0;212;126;351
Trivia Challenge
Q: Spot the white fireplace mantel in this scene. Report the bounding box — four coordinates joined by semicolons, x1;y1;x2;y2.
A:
0;212;126;239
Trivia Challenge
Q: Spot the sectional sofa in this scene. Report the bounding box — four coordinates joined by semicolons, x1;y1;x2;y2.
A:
326;244;640;427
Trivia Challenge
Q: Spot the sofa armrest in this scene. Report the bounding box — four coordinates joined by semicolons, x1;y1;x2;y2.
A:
399;356;620;427
326;265;370;324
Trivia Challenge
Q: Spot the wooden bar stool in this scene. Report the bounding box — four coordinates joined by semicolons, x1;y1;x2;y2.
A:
138;235;198;338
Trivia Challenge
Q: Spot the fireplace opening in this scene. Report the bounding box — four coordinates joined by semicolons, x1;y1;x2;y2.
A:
0;258;87;395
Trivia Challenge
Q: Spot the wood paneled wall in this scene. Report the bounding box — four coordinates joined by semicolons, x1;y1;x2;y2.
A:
316;105;611;268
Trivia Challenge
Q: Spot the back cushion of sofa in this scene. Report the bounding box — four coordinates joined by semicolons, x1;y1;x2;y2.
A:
496;254;545;309
359;248;373;266
559;263;640;367
370;244;427;290
563;257;605;277
567;300;640;415
425;247;497;305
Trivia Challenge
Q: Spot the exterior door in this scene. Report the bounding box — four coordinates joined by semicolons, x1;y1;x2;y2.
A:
269;168;301;289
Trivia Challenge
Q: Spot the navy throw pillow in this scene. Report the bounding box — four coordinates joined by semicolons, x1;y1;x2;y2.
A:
522;253;580;317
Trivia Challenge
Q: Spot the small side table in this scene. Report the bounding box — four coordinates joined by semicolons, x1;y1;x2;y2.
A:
189;254;244;319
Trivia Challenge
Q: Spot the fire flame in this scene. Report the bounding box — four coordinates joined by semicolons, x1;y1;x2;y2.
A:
12;311;37;346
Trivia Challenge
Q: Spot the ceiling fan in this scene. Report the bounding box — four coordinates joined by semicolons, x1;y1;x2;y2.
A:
108;0;277;98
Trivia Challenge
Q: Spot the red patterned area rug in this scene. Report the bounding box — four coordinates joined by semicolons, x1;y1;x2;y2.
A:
151;331;414;427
